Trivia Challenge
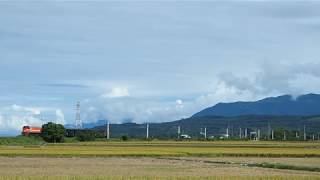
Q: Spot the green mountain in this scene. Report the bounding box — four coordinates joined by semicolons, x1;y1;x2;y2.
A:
94;115;320;139
193;94;320;117
93;94;320;139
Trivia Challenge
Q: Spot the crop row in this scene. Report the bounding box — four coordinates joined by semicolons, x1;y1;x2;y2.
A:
0;176;319;180
0;145;319;158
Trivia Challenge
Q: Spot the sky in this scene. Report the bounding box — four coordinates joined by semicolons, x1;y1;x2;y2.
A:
1;1;320;135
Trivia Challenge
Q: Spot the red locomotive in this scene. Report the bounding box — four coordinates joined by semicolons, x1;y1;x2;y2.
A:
22;126;42;136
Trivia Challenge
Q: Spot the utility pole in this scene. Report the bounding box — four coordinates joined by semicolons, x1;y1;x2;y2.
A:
104;121;107;137
204;127;207;139
283;131;286;141
244;128;248;139
146;123;149;139
200;127;207;139
312;134;315;141
231;124;234;138
257;129;261;141
226;127;229;139
304;125;307;141
177;126;181;139
106;122;110;140
271;129;274;140
239;127;242;139
268;121;271;140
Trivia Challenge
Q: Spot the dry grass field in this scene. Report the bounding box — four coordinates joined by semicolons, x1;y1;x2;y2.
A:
0;157;319;179
0;141;319;180
1;141;320;158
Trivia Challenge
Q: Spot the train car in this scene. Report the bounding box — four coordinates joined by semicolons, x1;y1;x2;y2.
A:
22;126;42;136
65;129;103;137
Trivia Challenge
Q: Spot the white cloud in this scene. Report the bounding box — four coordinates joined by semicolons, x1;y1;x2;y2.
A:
0;105;64;132
1;2;320;131
82;81;259;124
101;87;130;98
217;62;320;97
11;104;41;115
0;114;43;131
176;99;183;105
55;109;65;125
175;99;184;109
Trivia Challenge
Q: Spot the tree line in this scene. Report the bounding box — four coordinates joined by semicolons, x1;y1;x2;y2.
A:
40;122;99;143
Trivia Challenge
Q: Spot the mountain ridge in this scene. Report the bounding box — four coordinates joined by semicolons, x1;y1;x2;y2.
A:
192;93;320;117
87;93;320;138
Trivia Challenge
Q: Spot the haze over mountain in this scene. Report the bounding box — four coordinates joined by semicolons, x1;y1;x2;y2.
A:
94;115;320;139
193;94;320;117
91;93;320;138
65;120;108;129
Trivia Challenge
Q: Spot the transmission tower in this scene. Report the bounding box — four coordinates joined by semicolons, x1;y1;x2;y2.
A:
75;101;83;129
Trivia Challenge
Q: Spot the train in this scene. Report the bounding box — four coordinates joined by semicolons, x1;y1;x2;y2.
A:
22;126;98;137
22;126;42;136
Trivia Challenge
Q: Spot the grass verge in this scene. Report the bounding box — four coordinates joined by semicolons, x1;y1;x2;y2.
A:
249;163;320;172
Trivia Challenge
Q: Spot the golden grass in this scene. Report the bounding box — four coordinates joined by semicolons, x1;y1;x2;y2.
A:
1;156;320;179
0;176;319;180
1;141;320;179
0;141;319;158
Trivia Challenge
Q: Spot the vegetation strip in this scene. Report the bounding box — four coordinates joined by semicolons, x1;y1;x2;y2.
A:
1;153;320;158
158;157;320;173
248;163;320;172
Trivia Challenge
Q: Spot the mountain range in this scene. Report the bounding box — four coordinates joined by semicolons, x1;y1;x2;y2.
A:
65;120;108;129
94;115;320;139
92;94;320;138
193;94;320;117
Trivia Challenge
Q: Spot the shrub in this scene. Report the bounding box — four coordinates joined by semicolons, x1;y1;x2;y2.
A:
76;131;96;142
41;122;66;143
121;135;128;141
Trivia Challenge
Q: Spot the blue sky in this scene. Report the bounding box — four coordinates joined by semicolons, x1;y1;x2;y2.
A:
1;1;320;135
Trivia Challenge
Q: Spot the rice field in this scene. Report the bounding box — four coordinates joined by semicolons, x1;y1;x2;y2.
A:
0;141;320;179
0;157;319;179
0;176;319;180
0;141;319;158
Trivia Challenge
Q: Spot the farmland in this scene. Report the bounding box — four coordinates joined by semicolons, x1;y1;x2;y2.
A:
0;140;320;179
0;141;320;158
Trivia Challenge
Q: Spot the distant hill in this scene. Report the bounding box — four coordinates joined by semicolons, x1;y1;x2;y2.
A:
65;120;108;129
91;94;320;139
193;94;320;117
93;115;320;139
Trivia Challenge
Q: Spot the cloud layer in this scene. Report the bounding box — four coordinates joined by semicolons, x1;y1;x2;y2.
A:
0;2;320;132
0;105;65;133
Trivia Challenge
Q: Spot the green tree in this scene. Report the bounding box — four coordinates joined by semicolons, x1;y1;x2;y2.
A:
76;131;96;142
41;122;66;143
121;135;128;141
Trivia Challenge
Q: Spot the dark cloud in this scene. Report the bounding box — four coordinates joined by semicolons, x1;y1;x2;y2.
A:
218;62;320;97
